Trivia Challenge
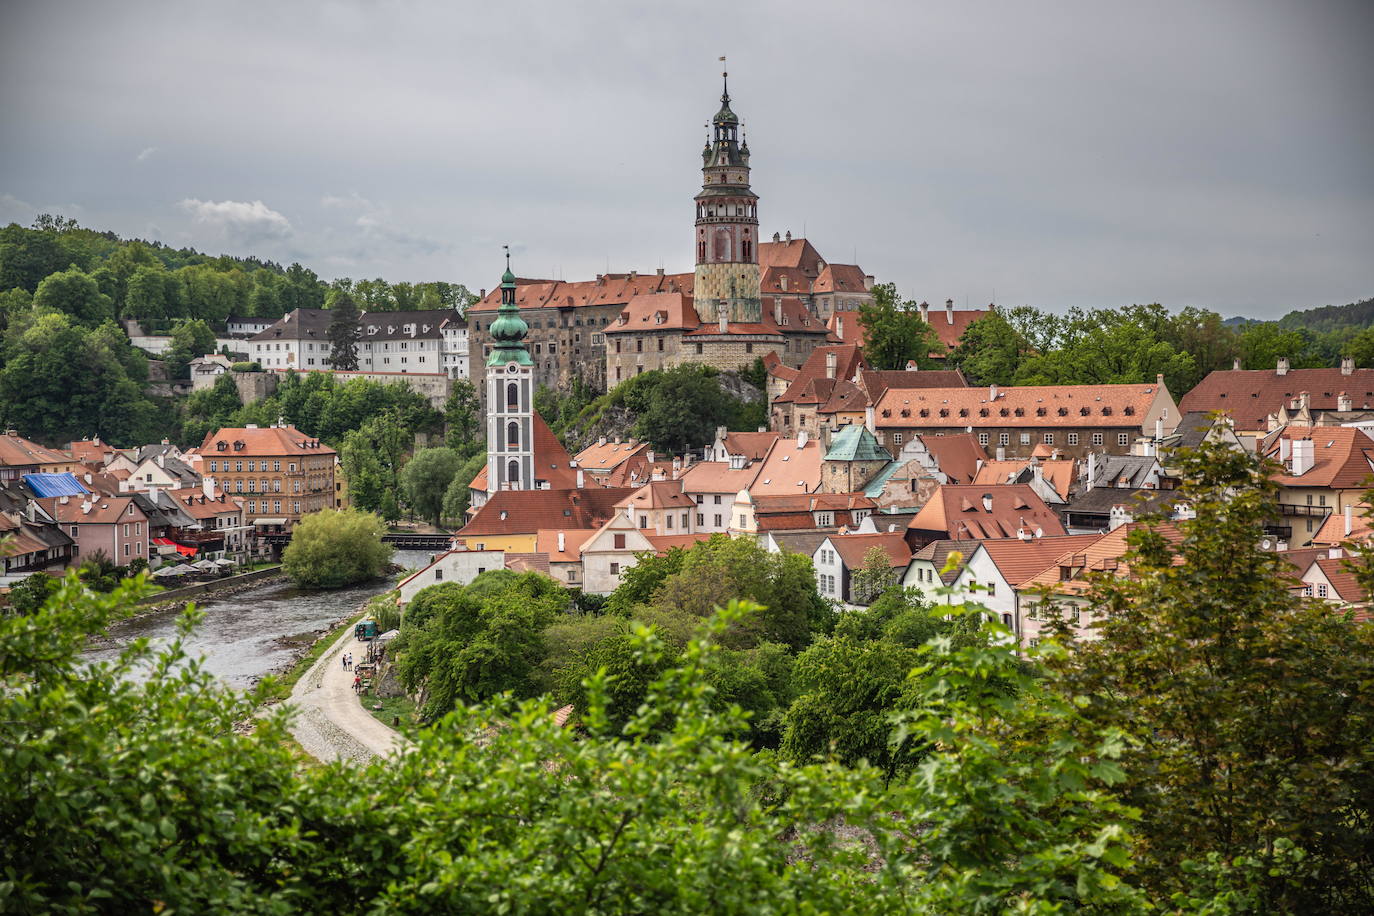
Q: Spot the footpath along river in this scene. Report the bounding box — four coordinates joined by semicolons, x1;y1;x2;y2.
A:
84;550;433;689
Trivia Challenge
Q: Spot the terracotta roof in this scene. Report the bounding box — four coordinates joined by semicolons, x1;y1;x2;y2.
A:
573;439;651;472
1179;367;1374;430
811;263;868;295
458;487;634;537
827;311;864;347
680;297;824;337
1313;556;1367;603
875;382;1166;429
534;528;598;562
919;307;988;350
0;433;72;468
775;346;866;405
908;484;1067;541
200;425;336;458
1311;505;1374;547
762;351;799;383
973;459;1076;500
827;531;911;569
65;439;117;464
1261;427;1374;488
645;532;714;554
818;380;870;416
858;368;969;402
617;480;696;511
469;273;694;312
721;431;779;461
36;494;146;526
469;414;578;492
1018;522;1185;594
749;436;824;496
758;237;824;272
679;460;762;494
975;534;1104;586
167;488;243;520
917;433;988;485
504;553;552;575
753;493;877;513
603;291;700;333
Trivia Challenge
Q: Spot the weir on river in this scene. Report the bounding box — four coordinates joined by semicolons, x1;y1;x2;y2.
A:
83;550;433;689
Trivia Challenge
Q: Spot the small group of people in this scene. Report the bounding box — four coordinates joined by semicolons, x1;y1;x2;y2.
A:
340;652;354;671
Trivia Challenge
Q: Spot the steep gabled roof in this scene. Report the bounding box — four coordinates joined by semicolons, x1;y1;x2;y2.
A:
573;439;651;472
680;460;762;494
617;480;696;511
1312;556;1367;604
0;432;72;468
859;368;969;402
458;487;634;537
774;345;867;406
917;433;987;485
1310;504;1374;547
200;425;336;457
973;459;1076;500
1018;522;1185;594
908;484;1067;541
1179;366;1374;430
721;431;780;461
749;436;824;496
827;531;911;570
911;538;983;584
1261;427;1374;488
824;425;890;462
248;308;333;342
976;534;1105;586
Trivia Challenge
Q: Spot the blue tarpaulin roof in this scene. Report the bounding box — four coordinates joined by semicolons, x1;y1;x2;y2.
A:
23;472;90;498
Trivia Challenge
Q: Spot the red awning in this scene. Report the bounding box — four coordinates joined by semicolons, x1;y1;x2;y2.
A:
152;537;197;557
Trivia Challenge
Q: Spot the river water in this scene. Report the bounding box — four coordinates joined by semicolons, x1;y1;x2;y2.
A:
83;550;433;689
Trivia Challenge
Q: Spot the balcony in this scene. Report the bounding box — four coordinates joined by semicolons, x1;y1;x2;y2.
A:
1277;503;1332;519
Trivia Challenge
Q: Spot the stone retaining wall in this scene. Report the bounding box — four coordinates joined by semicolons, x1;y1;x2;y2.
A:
136;565;284;606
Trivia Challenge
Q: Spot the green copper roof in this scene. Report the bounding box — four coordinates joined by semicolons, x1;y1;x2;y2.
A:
825;424;890;462
486;260;532;367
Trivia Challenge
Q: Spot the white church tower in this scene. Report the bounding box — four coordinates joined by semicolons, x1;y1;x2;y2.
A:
485;251;535;495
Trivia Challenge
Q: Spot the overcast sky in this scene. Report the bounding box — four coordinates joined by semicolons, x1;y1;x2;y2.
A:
2;0;1371;318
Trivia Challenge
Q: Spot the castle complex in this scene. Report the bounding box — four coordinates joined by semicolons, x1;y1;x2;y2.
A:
467;74;877;407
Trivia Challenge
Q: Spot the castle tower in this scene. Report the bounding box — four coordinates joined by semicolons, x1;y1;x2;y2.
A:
693;66;761;324
485;252;535;496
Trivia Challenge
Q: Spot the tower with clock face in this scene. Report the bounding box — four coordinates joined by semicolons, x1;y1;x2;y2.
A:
485;256;535;496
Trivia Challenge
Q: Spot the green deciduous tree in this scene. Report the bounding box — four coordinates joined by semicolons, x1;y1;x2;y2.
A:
1050;440;1374;911
162;318;217;379
399;446;463;528
32;267;114;327
631;365;733;454
442;378;480;452
281;508;392;588
857;282;943;370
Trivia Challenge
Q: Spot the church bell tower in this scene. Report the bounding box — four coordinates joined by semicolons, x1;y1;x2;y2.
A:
693;64;761;324
485;250;535;496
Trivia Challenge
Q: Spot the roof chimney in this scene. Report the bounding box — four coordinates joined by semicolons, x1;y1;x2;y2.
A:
1233;357;1242;370
785;230;792;242
996;446;1006;461
919;301;929;323
825;351;837;379
203;476;215;498
1291;438;1314;476
836;315;844;339
576;467;585;488
863;274;874;291
1342;357;1355;376
797;430;809;448
774;299;783;324
981;493;993;512
719;309;728;333
772;231;780;242
1345;504;1354;537
1339;391;1352;411
945;299;954;324
1277;356;1290;376
557;530;565;553
989;383;998;402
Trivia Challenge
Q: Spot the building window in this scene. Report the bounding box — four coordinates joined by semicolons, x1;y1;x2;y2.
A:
739;514;747;528
636;339;643;353
999;433;1010;446
507;382;519;411
1118;433;1130;447
248;501;256;513
1317;583;1328;598
893;433;903;446
1020;433;1031;445
696;513;704;526
274;500;281;513
613;534;626;549
1043;433;1055;445
713;513;722;527
507;421;520;448
713;495;722;504
695;343;703;355
657;338;664;352
435;569;443;581
1092;433;1104;446
978;432;989;446
610;562;620;576
1068;433;1079;446
639;515;648;529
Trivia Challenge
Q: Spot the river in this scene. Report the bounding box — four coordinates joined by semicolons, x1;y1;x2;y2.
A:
83;550;433;689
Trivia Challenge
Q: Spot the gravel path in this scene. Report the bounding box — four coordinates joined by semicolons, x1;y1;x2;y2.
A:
287;625;407;764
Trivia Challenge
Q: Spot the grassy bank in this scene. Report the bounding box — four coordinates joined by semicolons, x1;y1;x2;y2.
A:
258;609;365;704
362;694;420;735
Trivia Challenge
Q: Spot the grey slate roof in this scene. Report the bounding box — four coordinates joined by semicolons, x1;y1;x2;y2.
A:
769;530;833;557
358;309;445;341
911;538;982;584
1091;454;1158;490
1062;487;1172;520
250;308;333;342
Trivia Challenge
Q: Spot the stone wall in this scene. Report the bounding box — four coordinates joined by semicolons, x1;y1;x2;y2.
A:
232;371;280;405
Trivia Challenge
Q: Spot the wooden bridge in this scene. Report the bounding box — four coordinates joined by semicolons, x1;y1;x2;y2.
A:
258;532;453;551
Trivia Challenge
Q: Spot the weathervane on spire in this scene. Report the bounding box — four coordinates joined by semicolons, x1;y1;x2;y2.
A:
719;55;728;100
503;244;510;269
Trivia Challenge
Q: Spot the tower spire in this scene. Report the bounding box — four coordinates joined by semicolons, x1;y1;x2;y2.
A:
720;55;728;102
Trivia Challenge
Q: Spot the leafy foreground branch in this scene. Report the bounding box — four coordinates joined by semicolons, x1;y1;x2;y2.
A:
1;541;1344;914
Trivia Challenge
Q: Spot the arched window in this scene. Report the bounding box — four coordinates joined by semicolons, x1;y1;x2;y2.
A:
698;240;706;261
742;239;752;261
714;229;731;261
507;421;519;448
506;381;519;411
507;460;519;486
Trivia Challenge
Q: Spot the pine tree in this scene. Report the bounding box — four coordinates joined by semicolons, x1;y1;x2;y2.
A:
327;292;361;370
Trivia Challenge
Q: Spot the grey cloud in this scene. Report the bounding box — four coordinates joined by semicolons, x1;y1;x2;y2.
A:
179;198;293;243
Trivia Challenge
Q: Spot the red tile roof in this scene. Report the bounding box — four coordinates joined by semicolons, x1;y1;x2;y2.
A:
679;460;762;494
858;368;969;401
827;311;864;347
1311;505;1374;547
458;488;634;537
749;436;824;496
617;480;696;511
1179;367;1374;430
774;345;867;405
812;264;868;295
534;528;598;562
469;273;694;312
828;531;911;569
1018;522;1185;594
721;431;779;461
917;433;988;485
200;425;336;458
908;484;1066;541
975;534;1104;586
920;306;989;350
573;439;651;472
875;382;1166;429
973;459;1076;500
1313;556;1367;604
469;414;578;492
645;532;714;554
1261;427;1374;489
0;432;73;468
37;495;146;526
